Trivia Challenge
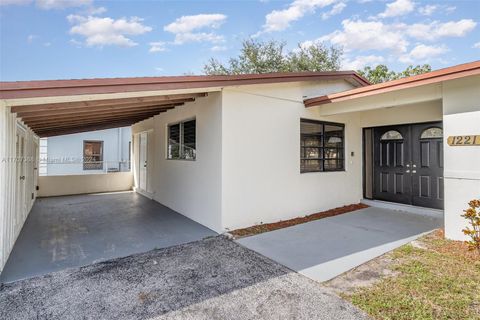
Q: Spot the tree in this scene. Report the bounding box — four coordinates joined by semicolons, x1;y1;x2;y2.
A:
358;64;432;84
203;39;343;75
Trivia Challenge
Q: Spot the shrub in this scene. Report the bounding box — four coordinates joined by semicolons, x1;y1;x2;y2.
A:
461;199;480;255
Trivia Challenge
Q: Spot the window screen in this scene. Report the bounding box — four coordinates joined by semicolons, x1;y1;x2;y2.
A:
167;119;196;160
300;119;344;173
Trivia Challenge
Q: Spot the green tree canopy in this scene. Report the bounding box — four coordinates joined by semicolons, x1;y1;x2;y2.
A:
358;64;432;84
203;39;343;75
203;39;432;84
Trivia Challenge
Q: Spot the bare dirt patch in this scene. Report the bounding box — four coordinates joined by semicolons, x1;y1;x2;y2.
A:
230;203;368;238
324;253;400;295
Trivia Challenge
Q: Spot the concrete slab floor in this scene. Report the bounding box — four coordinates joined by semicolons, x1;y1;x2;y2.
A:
0;191;216;283
237;207;442;282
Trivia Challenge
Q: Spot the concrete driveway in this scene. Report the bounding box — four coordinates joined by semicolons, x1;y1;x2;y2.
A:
0;192;216;283
0;236;368;320
237;207;442;282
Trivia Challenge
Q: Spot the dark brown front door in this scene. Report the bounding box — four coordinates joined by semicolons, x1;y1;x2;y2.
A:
372;122;444;209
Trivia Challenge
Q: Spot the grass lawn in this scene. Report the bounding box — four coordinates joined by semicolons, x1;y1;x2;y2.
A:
342;230;480;320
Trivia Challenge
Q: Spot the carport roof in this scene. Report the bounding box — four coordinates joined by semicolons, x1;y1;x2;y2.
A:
304;60;480;108
0;71;369;137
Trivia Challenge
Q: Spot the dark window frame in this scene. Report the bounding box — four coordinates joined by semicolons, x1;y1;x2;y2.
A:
167;118;196;161
300;119;345;173
83;140;103;170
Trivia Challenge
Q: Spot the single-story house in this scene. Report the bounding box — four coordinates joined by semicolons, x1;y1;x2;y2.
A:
0;61;479;274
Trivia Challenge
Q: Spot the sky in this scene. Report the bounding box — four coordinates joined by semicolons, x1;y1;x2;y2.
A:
0;0;479;81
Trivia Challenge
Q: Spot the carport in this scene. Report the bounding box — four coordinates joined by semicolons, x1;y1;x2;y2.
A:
0;192;216;283
1;77;221;282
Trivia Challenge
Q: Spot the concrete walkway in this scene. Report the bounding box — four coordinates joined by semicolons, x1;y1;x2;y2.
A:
237;207;442;282
0;237;369;320
0;192;216;283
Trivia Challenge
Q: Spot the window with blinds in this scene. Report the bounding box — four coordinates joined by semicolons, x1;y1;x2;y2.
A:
167;119;196;160
300;119;344;173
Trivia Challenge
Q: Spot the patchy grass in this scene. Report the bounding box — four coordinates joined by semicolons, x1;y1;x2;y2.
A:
229;203;368;238
342;230;480;320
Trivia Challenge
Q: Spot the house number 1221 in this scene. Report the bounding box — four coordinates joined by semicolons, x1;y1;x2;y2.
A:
447;135;480;146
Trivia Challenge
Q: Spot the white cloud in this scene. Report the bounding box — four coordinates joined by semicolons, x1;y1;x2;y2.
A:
321;2;346;20
164;14;227;45
149;41;167;53
418;4;437;16
259;0;337;33
164;14;226;34
342;55;385;70
211;45;227;52
318;19;409;53
36;0;91;9
67;15;152;47
399;44;448;63
43;41;52;47
473;42;480;49
405;19;477;41
155;67;164;72
378;0;415;18
315;18;476;62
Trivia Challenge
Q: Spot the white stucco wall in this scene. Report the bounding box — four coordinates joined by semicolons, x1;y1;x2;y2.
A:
442;76;480;240
45;127;131;175
38;172;133;197
221;81;363;230
132;92;223;232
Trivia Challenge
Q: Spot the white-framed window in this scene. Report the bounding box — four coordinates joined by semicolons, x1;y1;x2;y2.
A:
167;119;196;160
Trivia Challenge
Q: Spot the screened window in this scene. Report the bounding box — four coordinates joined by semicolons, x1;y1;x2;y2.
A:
167;119;196;160
300;119;344;173
83;141;103;170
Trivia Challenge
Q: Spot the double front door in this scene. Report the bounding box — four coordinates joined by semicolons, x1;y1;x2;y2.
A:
372;122;444;209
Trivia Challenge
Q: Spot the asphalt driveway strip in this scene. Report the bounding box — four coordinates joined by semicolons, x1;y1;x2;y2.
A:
0;236;369;320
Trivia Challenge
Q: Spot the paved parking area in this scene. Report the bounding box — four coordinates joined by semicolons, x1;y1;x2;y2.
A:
0;236;368;320
0;192;216;283
237;207;442;282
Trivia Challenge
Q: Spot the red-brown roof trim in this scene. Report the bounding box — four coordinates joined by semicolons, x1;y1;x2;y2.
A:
0;71;370;99
304;61;480;107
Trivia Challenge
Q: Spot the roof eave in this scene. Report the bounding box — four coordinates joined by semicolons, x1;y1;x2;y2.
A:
0;71;369;100
304;60;480;108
